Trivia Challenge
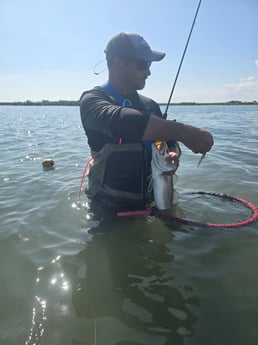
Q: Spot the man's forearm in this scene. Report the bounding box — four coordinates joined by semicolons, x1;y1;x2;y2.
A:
142;114;214;154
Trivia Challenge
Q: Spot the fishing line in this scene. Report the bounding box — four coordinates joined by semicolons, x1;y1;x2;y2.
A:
117;192;258;229
78;155;96;197
163;0;202;119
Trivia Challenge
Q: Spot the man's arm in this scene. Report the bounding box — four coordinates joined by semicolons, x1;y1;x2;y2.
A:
142;114;214;154
80;88;150;141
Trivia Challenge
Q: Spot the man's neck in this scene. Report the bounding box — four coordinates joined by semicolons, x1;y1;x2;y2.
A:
108;77;134;96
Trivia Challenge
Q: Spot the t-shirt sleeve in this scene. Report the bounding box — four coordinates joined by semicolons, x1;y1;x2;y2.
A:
80;88;151;142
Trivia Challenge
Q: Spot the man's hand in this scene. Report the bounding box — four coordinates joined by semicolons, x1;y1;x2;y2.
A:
164;151;179;175
181;127;214;154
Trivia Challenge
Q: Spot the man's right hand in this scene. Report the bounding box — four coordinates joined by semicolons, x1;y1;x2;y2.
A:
181;125;214;154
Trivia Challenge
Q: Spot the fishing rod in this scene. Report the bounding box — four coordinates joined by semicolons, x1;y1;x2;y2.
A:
163;0;202;119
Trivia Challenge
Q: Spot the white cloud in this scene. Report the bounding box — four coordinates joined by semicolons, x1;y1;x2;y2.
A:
240;76;256;82
255;60;258;67
224;76;258;101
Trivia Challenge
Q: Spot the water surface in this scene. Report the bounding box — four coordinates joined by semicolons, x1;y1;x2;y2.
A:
0;105;258;345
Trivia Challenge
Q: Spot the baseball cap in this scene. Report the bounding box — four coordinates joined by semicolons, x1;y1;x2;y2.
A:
105;32;166;62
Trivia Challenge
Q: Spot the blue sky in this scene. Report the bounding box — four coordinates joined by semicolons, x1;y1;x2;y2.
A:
1;0;257;103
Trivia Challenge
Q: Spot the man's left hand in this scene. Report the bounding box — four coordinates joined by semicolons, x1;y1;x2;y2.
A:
164;151;179;175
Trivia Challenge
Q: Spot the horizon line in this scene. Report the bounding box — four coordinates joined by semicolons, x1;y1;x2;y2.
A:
0;100;257;106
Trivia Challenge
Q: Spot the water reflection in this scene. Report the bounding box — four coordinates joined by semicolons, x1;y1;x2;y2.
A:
26;295;47;345
26;255;72;345
71;217;199;344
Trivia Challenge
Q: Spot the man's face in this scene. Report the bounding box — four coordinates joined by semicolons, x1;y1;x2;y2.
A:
120;58;151;92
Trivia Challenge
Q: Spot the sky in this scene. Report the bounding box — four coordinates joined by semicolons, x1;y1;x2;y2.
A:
0;0;257;103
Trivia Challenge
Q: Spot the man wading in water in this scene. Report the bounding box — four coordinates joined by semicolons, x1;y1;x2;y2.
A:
80;32;213;216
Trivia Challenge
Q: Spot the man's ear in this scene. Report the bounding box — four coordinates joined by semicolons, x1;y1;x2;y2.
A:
112;57;127;71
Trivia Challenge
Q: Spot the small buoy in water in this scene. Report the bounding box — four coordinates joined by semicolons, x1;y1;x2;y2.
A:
42;158;55;171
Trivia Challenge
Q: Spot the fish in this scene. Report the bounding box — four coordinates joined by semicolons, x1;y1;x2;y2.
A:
151;141;177;210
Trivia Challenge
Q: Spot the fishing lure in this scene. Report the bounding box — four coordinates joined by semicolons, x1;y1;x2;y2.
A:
197;153;206;167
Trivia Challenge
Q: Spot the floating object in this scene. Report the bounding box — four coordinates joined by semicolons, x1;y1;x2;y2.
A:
42;158;55;171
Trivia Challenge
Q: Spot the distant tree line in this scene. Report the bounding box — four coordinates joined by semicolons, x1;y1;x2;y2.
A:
0;99;257;106
0;100;79;106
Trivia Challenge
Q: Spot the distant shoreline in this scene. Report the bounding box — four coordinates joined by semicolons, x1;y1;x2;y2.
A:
0;100;257;106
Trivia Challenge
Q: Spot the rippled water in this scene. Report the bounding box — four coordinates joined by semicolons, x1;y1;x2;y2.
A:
0;104;258;345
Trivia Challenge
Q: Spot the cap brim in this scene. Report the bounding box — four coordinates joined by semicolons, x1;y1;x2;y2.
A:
150;50;166;62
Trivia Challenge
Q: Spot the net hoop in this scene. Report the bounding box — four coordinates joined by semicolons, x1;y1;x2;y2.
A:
117;192;258;229
156;192;258;228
